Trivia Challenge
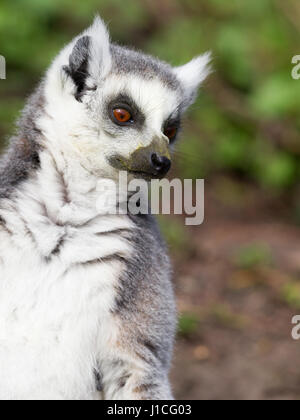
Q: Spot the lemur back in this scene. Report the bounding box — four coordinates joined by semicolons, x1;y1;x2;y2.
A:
0;16;210;400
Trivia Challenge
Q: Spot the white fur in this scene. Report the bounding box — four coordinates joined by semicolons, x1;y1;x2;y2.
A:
0;146;134;400
84;16;112;81
174;52;211;106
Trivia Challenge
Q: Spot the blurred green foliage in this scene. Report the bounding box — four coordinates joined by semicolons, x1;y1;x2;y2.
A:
158;215;191;255
209;304;248;330
233;243;273;269
0;0;299;195
281;281;300;310
178;313;199;337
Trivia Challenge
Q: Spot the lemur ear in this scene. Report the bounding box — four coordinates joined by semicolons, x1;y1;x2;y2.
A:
174;52;212;109
64;36;90;100
83;16;112;80
64;16;111;100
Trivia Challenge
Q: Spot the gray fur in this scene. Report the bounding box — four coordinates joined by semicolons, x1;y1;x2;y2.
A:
115;213;176;368
97;214;176;399
0;84;44;199
110;44;181;92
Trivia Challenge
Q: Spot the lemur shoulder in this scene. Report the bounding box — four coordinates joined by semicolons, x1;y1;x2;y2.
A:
0;17;210;400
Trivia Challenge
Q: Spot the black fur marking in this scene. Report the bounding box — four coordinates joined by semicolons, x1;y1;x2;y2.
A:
19;215;39;249
50;235;66;257
94;369;103;392
140;339;160;359
64;36;91;101
118;374;131;390
0;216;12;235
135;351;149;364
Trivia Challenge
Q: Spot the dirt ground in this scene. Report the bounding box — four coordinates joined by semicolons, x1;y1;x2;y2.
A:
169;181;300;400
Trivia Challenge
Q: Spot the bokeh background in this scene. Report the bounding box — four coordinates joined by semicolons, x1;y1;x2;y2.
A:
1;0;300;400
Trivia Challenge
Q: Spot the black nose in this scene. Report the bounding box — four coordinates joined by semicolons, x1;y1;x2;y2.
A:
151;153;171;177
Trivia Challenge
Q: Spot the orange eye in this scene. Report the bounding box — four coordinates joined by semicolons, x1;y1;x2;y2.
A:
164;126;177;141
113;108;132;123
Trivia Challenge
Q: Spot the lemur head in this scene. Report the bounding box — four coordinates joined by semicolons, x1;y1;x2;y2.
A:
42;16;211;181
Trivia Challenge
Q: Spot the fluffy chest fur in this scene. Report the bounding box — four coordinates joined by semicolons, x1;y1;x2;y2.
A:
0;161;134;400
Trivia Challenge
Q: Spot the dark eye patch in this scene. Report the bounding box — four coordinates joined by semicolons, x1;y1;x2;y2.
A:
107;93;145;128
163;113;181;143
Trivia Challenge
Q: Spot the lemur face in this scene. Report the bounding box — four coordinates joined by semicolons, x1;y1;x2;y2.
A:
91;73;180;180
43;17;210;181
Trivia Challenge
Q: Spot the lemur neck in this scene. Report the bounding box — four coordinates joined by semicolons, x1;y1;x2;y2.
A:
0;82;126;228
0;143;131;259
33;147;102;226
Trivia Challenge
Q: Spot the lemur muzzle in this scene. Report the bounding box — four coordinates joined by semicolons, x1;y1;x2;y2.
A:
109;138;171;179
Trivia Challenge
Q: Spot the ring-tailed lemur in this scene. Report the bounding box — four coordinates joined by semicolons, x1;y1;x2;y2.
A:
0;16;210;400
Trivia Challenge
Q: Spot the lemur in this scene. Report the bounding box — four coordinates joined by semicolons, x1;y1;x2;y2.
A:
0;17;210;400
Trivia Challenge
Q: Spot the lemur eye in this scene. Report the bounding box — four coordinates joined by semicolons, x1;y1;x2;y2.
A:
113;108;132;124
164;126;178;142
